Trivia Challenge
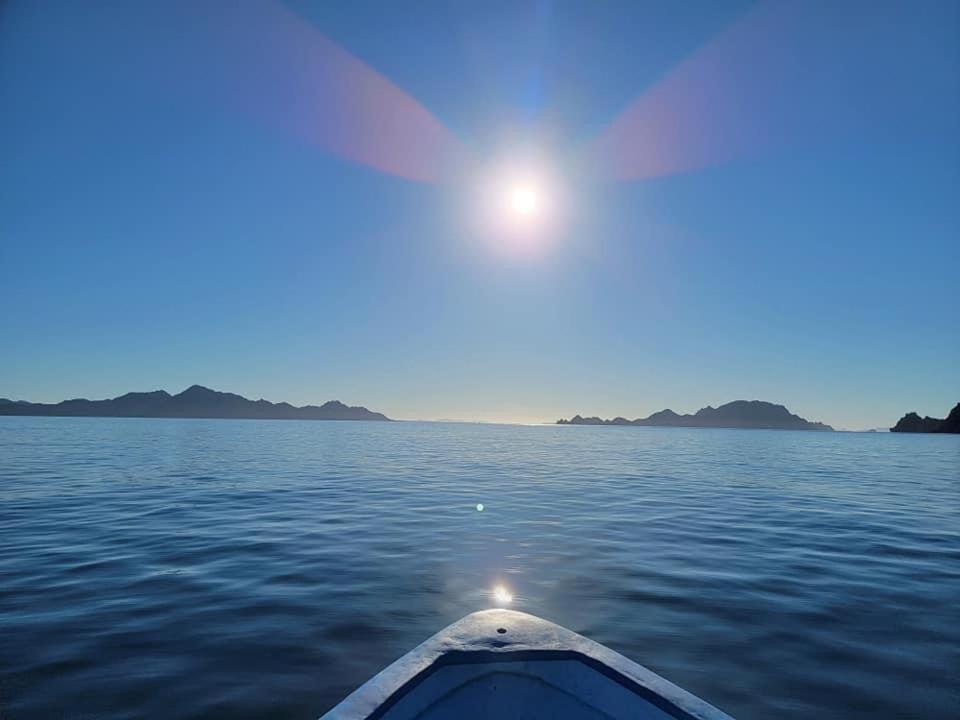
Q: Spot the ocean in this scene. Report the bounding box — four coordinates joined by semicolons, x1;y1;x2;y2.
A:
1;417;957;719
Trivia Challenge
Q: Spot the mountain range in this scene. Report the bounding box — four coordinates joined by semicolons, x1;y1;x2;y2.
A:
0;385;390;422
890;402;960;433
557;400;833;431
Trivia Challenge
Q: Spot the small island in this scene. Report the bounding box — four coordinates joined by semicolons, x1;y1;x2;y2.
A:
0;385;390;422
890;403;960;433
558;400;833;431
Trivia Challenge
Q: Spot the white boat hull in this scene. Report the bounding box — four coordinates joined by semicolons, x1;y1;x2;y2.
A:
320;609;733;720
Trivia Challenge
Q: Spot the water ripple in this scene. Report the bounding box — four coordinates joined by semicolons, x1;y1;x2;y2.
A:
1;417;958;719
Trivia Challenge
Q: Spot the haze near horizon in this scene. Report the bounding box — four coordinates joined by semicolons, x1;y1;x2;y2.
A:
1;0;957;430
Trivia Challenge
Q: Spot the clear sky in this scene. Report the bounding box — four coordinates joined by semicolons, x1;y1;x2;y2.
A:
1;1;958;429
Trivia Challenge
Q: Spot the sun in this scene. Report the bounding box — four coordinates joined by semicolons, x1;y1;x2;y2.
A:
508;183;541;219
470;151;566;258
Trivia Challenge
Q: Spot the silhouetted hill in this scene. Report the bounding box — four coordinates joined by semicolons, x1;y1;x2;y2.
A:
891;402;960;433
944;404;960;433
558;400;832;431
0;385;390;421
560;415;607;426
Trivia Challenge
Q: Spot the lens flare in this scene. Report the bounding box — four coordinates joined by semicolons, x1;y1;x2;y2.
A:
588;2;889;181
197;0;467;182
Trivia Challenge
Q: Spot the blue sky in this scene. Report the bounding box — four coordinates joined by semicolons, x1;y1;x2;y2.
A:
1;0;957;429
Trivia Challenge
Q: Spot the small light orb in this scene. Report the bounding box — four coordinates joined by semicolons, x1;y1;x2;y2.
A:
476;503;484;512
493;585;513;605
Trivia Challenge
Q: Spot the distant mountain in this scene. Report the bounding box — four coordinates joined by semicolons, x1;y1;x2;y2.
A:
558;400;833;431
0;385;390;422
890;402;960;434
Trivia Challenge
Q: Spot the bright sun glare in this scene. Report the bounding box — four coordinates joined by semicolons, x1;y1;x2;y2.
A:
473;152;564;258
492;585;513;605
508;184;541;219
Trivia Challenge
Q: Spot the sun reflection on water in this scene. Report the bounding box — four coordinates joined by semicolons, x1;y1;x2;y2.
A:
492;585;513;606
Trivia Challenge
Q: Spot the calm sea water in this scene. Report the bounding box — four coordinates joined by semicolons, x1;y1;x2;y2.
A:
1;417;958;719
